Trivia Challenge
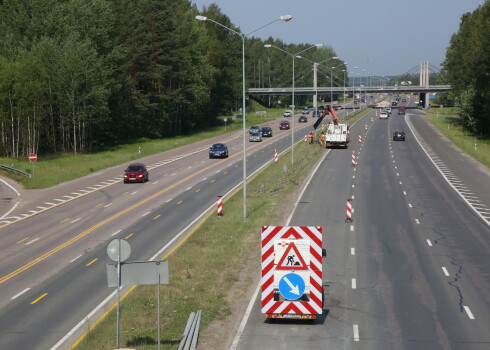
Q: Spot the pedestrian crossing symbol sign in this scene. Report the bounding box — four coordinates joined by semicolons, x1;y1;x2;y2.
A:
274;239;309;270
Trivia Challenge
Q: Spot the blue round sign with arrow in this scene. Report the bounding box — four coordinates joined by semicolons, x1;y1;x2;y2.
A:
279;273;306;300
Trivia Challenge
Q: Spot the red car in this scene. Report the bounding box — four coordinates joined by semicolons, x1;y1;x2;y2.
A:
279;121;290;130
124;163;149;183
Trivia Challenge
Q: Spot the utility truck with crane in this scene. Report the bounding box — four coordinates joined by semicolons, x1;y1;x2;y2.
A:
314;106;350;148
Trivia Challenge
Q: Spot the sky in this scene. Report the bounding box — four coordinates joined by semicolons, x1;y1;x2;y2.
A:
191;0;486;77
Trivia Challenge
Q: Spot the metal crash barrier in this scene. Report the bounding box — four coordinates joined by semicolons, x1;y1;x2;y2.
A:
178;310;202;350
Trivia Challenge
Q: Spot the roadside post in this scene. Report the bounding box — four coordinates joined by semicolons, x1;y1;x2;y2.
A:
28;153;37;178
224;118;228;131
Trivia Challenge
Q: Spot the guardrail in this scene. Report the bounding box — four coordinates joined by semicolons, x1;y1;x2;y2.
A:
0;164;31;178
178;310;202;350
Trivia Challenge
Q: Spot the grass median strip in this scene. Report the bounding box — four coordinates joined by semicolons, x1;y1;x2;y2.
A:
75;141;326;350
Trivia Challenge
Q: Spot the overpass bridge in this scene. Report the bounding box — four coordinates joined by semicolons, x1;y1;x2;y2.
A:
248;61;451;107
248;85;451;95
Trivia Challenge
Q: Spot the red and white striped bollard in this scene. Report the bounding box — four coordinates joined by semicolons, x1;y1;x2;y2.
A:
364;123;368;131
345;199;353;222
351;151;356;166
274;149;278;163
358;134;362;143
217;195;223;216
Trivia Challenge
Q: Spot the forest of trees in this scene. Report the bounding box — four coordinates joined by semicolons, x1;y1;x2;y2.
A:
442;0;490;135
0;0;342;157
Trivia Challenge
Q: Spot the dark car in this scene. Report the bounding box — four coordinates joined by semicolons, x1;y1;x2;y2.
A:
209;143;229;158
249;125;260;134
279;121;290;130
261;126;273;137
393;131;406;141
124;163;149;183
298;116;308;123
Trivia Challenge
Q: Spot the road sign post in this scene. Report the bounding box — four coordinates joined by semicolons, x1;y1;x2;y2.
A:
28;153;37;178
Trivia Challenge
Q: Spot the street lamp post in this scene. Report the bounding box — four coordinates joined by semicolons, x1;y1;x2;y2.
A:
196;14;292;218
265;43;322;164
330;62;347;105
342;69;346;105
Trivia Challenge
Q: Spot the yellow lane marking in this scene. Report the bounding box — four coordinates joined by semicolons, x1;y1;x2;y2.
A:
0;137;265;285
123;192;129;195
86;258;98;267
125;233;134;239
95;203;103;207
69;145;267;349
16;237;29;244
177;201;183;205
195;189;200;193
210;180;215;183
60;218;70;223
30;293;48;305
223;171;228;174
153;215;161;220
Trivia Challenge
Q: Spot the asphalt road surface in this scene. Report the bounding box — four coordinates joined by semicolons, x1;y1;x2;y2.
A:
0;108;339;349
233;99;490;350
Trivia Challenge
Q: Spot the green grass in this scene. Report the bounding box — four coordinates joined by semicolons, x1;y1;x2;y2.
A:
74;141;326;350
0;105;285;189
427;108;490;168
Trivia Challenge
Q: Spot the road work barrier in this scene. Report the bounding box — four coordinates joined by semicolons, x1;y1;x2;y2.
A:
274;149;278;163
345;199;353;222
217;196;223;216
351;151;356;167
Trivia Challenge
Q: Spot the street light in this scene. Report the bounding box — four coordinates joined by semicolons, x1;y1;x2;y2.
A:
196;14;292;218
342;69;346;105
330;61;347;104
264;43;322;164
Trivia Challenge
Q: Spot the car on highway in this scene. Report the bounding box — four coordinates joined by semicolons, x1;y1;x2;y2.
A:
384;107;392;114
249;131;262;142
380;112;389;119
279;121;290;130
209;143;229;158
283;110;293;117
124;163;149;183
398;106;406;115
249;125;260;134
333;105;343;110
261;126;273;137
302;107;309;114
298;115;308;123
393;131;406;141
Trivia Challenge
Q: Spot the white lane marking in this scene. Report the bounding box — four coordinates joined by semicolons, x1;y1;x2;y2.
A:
86;187;97;190
63;196;73;199
103;203;112;208
399;181;403;185
415;219;420;224
171;173;177;176
352;175;355;179
130;191;137;195
36;206;47;210
70;254;83;263
111;230;121;237
352;184;355;188
142;212;150;217
396;173;399;177
350;225;354;232
352;195;355;199
463;306;475;319
29;210;37;214
71;218;81;223
408;203;413;208
26;238;39;245
351;248;355;255
0;178;20;196
353;324;360;341
54;199;64;202
352;278;357;289
166;198;172;203
186;187;192;191
427;239;433;247
71;192;81;196
403;191;407;195
442;267;450;276
44;202;56;206
202;178;208;181
11;288;30;300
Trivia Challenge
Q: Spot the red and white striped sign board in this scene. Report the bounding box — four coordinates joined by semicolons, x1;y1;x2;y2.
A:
261;226;323;318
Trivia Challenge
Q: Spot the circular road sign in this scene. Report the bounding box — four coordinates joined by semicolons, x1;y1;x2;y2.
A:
279;273;306;300
28;153;37;162
107;238;131;262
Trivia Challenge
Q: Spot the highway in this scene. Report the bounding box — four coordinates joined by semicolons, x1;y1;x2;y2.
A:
0;108;334;349
233;99;490;349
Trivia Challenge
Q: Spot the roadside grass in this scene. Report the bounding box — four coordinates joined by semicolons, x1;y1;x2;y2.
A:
0;106;284;189
427;108;490;168
75;140;326;350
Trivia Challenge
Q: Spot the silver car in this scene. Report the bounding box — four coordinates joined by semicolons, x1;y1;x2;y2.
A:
249;131;262;142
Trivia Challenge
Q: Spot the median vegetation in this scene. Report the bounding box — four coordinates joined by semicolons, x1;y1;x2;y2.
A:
75;139;326;350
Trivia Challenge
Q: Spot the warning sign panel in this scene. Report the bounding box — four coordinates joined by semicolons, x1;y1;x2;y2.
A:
274;239;310;270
